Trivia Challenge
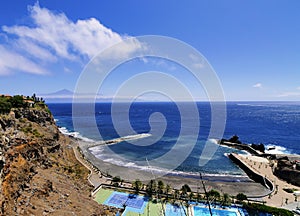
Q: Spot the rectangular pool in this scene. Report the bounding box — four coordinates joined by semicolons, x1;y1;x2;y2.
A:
165;204;186;216
194;206;239;216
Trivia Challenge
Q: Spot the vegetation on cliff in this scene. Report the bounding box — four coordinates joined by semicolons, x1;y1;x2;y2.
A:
0;94;46;114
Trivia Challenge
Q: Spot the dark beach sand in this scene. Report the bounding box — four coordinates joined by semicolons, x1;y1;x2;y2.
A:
78;140;270;197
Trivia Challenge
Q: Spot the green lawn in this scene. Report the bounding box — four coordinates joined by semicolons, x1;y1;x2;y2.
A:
125;201;164;216
94;188;114;204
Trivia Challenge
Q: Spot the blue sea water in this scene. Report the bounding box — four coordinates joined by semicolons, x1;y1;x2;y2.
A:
48;101;300;178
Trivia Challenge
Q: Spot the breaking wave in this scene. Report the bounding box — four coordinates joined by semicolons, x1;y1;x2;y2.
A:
58;126;95;142
265;144;291;154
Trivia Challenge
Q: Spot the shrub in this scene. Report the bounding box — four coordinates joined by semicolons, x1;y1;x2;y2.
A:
243;203;293;216
0;98;12;114
236;193;247;202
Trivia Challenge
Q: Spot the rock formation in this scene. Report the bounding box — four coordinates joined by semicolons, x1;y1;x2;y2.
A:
274;157;300;187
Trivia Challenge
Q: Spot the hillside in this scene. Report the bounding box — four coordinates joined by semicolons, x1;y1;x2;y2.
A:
0;101;116;215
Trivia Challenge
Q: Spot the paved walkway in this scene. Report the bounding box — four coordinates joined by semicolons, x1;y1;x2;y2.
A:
281;201;300;212
71;141;110;188
235;154;300;208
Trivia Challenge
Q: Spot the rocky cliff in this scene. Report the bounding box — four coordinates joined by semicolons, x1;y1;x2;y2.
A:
0;107;116;215
274;158;300;187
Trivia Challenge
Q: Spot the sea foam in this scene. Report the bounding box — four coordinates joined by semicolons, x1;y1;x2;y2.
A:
58;126;95;142
265;144;290;154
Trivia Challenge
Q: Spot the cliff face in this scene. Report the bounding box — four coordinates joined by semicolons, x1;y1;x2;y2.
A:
0;107;116;215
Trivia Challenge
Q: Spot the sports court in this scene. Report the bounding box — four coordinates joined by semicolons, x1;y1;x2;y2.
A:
95;188;148;215
105;192;147;210
94;188;247;216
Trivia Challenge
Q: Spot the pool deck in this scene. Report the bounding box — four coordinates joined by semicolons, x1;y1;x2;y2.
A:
191;204;244;216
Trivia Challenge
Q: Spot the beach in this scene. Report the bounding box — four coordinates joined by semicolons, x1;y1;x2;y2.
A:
74;139;271;198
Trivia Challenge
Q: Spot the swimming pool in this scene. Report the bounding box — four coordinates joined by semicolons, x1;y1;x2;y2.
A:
165;204;186;216
193;205;239;216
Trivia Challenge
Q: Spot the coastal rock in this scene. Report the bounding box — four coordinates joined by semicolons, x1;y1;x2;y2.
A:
11;108;55;129
274;158;300;187
250;143;265;153
228;135;242;144
274;168;300;187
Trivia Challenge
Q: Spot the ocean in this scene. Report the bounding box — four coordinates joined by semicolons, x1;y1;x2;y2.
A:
48;101;300;180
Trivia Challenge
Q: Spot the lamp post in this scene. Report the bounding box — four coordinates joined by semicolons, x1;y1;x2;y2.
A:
199;172;212;216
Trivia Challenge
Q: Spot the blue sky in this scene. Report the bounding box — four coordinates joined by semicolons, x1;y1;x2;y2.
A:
0;0;300;101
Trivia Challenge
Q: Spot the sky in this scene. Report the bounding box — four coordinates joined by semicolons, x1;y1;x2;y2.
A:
0;0;300;101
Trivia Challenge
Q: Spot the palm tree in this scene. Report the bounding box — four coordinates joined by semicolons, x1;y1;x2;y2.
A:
146;179;157;198
133;179;142;194
111;176;122;186
207;189;220;204
157;180;165;199
222;193;231;206
180;184;191;200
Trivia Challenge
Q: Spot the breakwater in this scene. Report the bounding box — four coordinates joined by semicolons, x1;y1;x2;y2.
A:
220;141;262;156
228;153;274;198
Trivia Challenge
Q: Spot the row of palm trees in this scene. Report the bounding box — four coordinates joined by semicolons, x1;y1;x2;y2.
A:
111;176;247;203
131;178;247;205
111;176;248;216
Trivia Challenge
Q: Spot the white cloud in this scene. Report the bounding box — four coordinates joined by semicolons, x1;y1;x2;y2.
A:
99;37;145;60
16;38;57;62
297;86;300;90
0;45;49;75
0;3;143;75
253;83;262;88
